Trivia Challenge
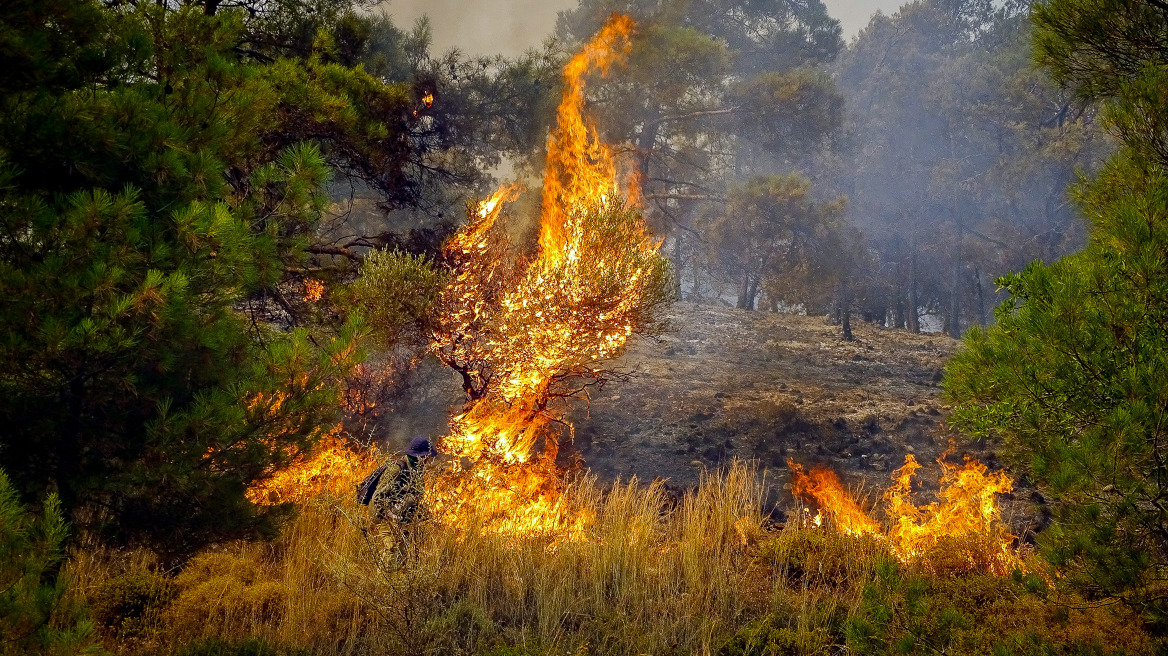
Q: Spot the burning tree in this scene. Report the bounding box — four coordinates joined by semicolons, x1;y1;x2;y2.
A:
425;14;672;535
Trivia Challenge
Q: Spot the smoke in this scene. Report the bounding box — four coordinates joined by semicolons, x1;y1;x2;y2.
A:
378;0;898;57
377;0;575;57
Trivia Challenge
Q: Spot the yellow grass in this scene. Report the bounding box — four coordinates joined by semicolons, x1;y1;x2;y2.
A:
65;460;1158;656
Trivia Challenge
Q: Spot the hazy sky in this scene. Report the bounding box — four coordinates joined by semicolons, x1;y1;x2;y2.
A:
380;0;905;58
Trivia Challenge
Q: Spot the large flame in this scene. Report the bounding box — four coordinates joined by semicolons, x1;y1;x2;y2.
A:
426;14;664;536
788;454;1020;574
787;459;881;536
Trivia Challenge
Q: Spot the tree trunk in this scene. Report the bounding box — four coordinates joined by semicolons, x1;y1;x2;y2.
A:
908;240;920;334
948;222;963;338
975;267;988;327
840;278;853;341
671;233;685;300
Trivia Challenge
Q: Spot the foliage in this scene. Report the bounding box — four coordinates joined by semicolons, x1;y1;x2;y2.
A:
845;562;1150;655
556;0;844;303
826;0;1110;334
947;0;1168;631
947;160;1168;628
709;173;849;315
348;250;445;350
175;637;308;656
0;1;396;553
90;570;175;641
0;468;101;656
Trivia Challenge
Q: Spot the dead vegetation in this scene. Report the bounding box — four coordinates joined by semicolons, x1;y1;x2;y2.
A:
67;465;1154;656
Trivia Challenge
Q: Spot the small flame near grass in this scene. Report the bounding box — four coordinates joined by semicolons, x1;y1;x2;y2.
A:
788;454;1021;575
247;428;382;505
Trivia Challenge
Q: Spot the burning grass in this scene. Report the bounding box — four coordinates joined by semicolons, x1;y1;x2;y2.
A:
67;460;1159;656
788;453;1023;576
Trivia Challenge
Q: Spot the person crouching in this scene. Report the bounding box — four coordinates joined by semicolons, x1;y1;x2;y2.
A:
362;437;438;523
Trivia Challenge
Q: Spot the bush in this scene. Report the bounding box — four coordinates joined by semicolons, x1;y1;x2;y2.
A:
0;468;101;656
759;526;883;589
167;551;289;640
845;561;1155;655
718;620;833;656
91;570;175;640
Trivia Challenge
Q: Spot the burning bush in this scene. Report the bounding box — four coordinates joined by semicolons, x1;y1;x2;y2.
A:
423;14;672;536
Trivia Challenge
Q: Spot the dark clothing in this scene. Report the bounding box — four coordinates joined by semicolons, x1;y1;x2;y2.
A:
369;455;425;523
356;464;388;506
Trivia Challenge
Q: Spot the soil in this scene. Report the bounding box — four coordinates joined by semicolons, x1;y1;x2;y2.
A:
377;301;1042;536
564;302;1039;534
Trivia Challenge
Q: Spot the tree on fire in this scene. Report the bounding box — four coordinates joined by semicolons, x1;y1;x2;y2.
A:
946;0;1168;629
555;0;846;307
0;0;470;554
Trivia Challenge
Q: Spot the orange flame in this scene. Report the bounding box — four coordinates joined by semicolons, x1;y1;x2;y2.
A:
426;14;661;537
540;13;637;262
248;428;382;505
787;459;881;536
788;455;1020;574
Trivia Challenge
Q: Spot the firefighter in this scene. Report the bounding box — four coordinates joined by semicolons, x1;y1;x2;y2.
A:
363;437;437;523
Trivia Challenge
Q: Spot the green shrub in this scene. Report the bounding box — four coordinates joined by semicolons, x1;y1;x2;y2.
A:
845;561;1155;655
425;598;498;653
0;468;101;656
719;618;833;656
91;570;175;640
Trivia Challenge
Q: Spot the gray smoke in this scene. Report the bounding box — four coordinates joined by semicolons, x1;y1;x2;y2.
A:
379;0;900;57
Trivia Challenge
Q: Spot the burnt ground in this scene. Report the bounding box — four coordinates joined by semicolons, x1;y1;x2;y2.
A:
565;302;1040;535
378;301;1042;537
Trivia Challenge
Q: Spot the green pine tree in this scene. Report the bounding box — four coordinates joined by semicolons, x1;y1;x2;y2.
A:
946;0;1168;629
0;468;102;656
0;1;426;554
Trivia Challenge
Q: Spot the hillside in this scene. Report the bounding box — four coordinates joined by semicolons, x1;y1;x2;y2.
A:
384;302;1036;530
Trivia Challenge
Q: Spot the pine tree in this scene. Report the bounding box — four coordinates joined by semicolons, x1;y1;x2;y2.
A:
0;1;421;554
0;468;101;656
946;0;1168;628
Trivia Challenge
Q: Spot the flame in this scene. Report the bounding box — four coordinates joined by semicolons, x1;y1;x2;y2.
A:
787;459;881;536
426;14;662;537
303;279;324;302
540;12;637;263
422;91;434;108
788;454;1021;574
248;428;382;505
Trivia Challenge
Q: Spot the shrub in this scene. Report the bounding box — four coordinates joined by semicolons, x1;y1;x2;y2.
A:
167;551;289;641
91;570;175;640
759;525;883;589
718;619;834;656
0;468;101;656
845;560;1155;655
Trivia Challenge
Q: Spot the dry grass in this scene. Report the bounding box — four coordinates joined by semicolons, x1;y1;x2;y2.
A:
65;461;1158;656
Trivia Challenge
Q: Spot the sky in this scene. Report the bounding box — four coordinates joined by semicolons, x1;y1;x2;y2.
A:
379;0;906;58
